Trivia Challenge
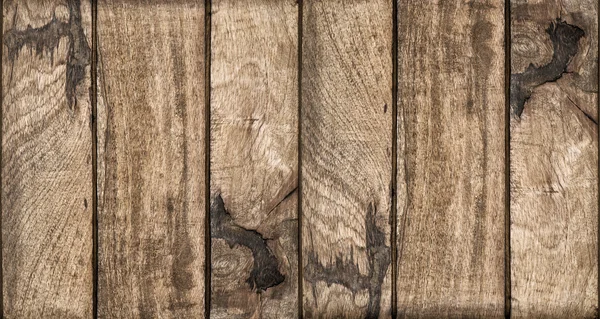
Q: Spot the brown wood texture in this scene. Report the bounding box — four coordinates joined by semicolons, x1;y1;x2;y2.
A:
396;1;506;317
2;0;94;317
510;0;599;317
209;0;298;318
3;1;600;317
96;1;206;317
301;0;393;317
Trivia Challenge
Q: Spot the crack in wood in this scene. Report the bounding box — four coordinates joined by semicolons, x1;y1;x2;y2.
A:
510;19;584;118
566;96;597;125
211;194;285;292
304;202;390;318
3;0;90;110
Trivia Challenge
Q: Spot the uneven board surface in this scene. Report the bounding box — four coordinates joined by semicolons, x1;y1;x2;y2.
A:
2;1;600;318
510;0;599;317
301;0;393;317
209;0;298;318
2;0;94;317
396;1;506;317
97;1;205;317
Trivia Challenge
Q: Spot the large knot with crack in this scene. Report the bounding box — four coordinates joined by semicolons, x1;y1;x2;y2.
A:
511;19;584;118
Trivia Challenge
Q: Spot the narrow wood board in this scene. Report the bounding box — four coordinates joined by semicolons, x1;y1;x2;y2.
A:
301;0;393;317
510;0;598;317
396;1;505;317
209;0;299;318
96;1;206;317
2;0;94;317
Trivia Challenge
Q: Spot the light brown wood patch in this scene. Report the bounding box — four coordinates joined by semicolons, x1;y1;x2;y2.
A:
96;1;206;318
2;0;94;317
301;0;393;317
510;0;598;317
209;0;299;318
396;1;506;317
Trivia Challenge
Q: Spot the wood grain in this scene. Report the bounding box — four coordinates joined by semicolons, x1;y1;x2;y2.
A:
510;0;598;317
301;0;393;317
2;0;94;317
396;1;505;317
96;1;205;317
209;0;298;318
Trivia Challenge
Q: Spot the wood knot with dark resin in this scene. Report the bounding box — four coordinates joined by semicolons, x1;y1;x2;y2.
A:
303;202;390;317
3;0;90;111
510;19;584;118
210;194;285;292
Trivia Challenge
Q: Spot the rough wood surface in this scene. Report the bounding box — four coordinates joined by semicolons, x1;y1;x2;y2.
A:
96;1;205;317
301;0;393;317
2;0;94;317
396;1;506;317
209;0;298;318
510;0;598;317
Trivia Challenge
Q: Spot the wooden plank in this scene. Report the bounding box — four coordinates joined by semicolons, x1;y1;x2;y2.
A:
96;1;205;317
1;0;93;317
396;1;505;317
301;0;393;317
209;0;298;318
510;0;598;317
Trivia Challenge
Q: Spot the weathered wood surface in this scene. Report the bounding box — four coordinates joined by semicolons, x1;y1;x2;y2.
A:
96;1;206;317
3;1;600;317
301;0;393;317
510;0;598;317
396;1;506;317
209;0;299;318
2;0;94;317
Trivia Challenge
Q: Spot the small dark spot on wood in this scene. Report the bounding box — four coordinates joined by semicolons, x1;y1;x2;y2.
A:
3;0;90;110
168;301;197;312
511;19;584;117
383;104;388;113
466;99;474;112
84;198;88;209
211;194;285;292
167;198;175;213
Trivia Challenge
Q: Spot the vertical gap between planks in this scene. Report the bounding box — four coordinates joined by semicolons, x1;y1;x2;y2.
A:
390;0;399;318
504;0;512;317
597;0;600;313
91;0;98;318
204;0;212;317
297;0;304;318
396;0;410;315
0;0;4;316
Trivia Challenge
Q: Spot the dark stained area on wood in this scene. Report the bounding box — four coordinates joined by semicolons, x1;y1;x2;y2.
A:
304;203;390;318
3;0;90;110
510;19;583;117
210;194;285;292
